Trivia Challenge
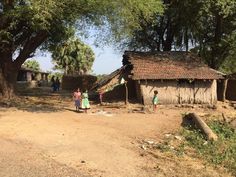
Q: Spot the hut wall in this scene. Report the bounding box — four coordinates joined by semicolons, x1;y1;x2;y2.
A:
101;74;125;101
140;80;178;105
226;79;236;101
100;76;137;101
103;85;125;101
100;74;121;91
140;80;217;105
16;80;38;90
61;75;97;91
26;72;32;81
135;81;143;103
194;80;217;104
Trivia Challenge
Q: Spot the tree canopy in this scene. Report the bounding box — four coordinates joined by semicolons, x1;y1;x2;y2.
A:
52;38;95;75
22;59;40;71
122;0;236;70
0;0;163;98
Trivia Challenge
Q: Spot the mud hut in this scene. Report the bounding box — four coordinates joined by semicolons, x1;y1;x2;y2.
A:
123;51;224;105
61;75;97;91
17;67;49;82
17;67;49;88
93;51;224;105
91;67;129;101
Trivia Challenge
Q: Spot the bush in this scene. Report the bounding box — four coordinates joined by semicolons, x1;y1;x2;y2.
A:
181;121;236;175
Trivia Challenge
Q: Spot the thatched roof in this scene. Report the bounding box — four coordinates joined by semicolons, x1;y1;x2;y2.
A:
90;66;125;91
20;66;48;74
123;51;224;80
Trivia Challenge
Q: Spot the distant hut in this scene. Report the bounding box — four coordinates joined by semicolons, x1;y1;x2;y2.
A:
61;75;97;91
17;67;49;82
17;67;49;88
93;51;224;105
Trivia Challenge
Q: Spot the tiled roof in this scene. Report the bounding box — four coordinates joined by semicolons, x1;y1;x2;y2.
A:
20;66;48;74
123;51;224;80
90;66;125;91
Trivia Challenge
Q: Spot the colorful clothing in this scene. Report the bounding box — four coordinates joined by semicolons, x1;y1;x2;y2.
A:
152;95;158;105
81;92;90;109
75;100;80;107
74;91;81;107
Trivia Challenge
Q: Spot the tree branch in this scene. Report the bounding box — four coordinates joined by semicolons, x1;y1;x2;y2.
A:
14;30;48;68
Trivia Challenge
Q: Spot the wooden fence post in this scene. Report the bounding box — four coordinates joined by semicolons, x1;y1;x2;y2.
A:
125;82;128;105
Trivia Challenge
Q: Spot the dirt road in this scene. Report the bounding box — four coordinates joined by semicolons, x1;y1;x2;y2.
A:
0;105;182;177
0;98;233;177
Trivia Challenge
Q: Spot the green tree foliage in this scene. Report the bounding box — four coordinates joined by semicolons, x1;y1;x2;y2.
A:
22;59;40;71
124;0;236;70
48;72;63;81
123;0;202;51
0;0;163;98
219;33;236;74
52;38;95;75
195;0;236;69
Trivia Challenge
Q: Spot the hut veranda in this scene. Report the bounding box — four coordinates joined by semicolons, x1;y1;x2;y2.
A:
93;51;224;105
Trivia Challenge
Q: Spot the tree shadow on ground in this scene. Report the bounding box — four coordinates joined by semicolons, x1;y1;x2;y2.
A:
1;87;143;113
0;99;58;113
181;114;197;130
0;86;74;113
0;95;70;113
63;108;85;113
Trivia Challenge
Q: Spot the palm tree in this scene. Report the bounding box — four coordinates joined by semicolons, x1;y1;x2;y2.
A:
52;38;95;75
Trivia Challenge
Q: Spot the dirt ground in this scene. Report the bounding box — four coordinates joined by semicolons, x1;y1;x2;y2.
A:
0;89;235;177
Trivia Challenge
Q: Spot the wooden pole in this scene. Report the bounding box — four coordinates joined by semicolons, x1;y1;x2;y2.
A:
125;82;128;105
188;113;218;141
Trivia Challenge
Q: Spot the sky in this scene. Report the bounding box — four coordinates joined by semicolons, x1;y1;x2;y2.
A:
35;38;123;75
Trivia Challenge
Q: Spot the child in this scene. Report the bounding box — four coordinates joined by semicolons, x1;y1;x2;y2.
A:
152;90;158;112
81;90;90;113
73;88;81;112
98;89;104;105
51;76;56;92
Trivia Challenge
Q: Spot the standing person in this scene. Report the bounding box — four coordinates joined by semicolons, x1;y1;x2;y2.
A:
55;77;60;91
50;76;56;92
81;90;90;113
152;90;158;112
98;89;104;105
73;88;81;112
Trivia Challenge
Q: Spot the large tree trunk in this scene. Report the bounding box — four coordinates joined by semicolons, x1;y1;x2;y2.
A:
0;62;19;99
0;30;48;99
185;27;189;52
163;17;174;51
210;13;223;69
222;79;228;102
